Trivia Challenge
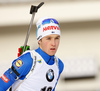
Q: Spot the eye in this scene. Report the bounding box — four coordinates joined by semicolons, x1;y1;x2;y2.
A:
47;37;51;40
55;37;60;40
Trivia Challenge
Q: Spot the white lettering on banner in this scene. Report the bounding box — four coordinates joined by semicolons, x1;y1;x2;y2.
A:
43;26;60;32
1;74;9;83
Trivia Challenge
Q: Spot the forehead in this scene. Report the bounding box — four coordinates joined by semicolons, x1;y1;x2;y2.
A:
44;34;60;38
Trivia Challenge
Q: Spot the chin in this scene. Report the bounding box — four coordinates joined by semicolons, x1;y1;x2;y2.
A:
49;52;56;56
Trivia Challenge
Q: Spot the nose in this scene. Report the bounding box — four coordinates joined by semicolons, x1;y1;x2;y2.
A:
51;39;56;46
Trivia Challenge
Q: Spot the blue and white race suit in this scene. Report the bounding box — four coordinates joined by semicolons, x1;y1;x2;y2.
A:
0;47;64;91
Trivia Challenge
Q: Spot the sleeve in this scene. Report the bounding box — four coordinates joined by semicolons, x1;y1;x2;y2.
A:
0;68;17;91
0;51;33;91
12;51;33;79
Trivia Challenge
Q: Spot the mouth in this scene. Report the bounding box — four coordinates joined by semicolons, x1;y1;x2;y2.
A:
50;48;56;51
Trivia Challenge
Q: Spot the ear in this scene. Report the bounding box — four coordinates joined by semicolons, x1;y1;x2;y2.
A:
38;39;42;45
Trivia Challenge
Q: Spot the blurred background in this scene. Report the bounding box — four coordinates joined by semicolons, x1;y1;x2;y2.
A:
0;0;100;91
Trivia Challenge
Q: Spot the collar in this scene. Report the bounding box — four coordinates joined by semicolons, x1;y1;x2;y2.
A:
35;47;55;65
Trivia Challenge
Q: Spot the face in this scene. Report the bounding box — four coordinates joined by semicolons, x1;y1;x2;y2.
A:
39;34;60;56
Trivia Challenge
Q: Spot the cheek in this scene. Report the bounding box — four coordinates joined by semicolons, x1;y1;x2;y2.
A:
56;40;60;46
42;41;49;48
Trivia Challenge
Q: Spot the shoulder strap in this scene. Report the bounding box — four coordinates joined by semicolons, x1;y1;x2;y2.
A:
54;56;59;70
26;50;37;78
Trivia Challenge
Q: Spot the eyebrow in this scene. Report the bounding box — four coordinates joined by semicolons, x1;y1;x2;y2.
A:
45;35;60;38
56;35;60;38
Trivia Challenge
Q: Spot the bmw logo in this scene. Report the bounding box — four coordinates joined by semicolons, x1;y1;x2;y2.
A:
46;69;54;82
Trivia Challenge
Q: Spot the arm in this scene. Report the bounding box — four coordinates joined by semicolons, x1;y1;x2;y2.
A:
0;51;33;91
0;68;17;91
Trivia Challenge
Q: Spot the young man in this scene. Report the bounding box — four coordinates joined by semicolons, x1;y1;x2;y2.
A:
0;17;64;91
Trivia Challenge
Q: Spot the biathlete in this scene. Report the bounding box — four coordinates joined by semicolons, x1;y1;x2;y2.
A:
0;17;64;91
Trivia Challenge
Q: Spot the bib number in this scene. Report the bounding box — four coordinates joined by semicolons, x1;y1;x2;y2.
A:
41;86;52;91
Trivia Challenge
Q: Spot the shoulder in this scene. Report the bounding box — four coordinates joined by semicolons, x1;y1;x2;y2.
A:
14;50;34;63
21;50;36;59
57;58;64;75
